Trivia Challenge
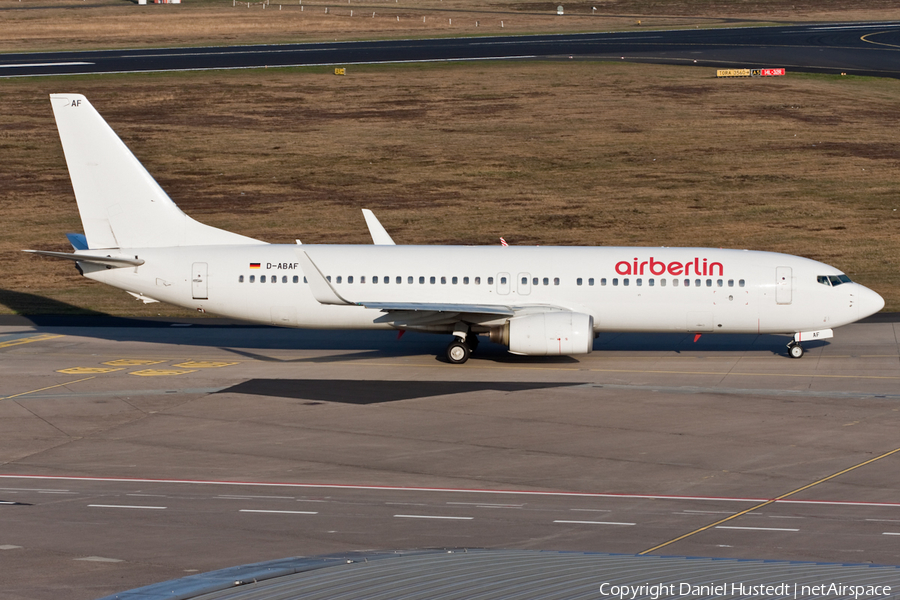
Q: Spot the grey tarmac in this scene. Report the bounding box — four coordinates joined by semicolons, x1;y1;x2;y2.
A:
1;318;900;600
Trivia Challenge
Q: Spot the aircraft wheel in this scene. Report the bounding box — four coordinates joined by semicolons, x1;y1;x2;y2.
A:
788;343;804;359
447;340;470;364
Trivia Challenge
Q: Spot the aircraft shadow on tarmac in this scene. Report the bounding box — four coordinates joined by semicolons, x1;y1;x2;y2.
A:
1;288;821;358
218;379;584;404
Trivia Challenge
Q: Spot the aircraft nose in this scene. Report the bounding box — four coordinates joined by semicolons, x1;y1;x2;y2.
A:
857;285;885;320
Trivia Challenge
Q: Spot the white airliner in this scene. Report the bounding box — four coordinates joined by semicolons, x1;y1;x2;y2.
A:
26;94;884;363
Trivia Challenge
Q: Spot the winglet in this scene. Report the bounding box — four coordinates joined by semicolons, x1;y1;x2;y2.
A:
296;250;352;306
362;209;396;245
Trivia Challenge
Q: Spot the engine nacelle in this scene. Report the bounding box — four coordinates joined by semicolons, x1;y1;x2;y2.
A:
490;312;594;356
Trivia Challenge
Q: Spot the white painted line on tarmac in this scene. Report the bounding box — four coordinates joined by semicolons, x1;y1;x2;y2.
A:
6;475;899;508
0;62;93;69
127;493;167;498
554;520;635;526
239;509;318;515
446;502;524;508
218;494;295;500
570;508;612;512
676;510;733;515
883;532;900;536
88;504;166;510
867;519;900;523
394;514;474;520
0;487;69;492
75;556;123;563
0;545;23;550
716;526;799;532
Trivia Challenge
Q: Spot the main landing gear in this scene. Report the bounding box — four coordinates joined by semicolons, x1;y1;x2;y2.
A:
446;323;479;364
787;341;804;359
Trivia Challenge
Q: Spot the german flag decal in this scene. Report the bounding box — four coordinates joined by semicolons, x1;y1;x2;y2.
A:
249;263;261;269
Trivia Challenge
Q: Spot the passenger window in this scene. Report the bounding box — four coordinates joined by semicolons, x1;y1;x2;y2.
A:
577;278;583;286
430;276;436;284
441;277;446;284
261;275;267;283
488;277;494;285
728;279;734;287
672;278;678;287
397;276;402;284
500;276;507;285
463;277;469;284
272;277;277;284
706;279;712;287
717;279;723;287
336;276;342;284
293;275;299;283
624;278;630;286
554;277;559;286
249;275;255;283
326;275;331;282
373;276;379;284
239;275;244;283
660;279;666;287
303;276;307;283
349;276;354;284
636;278;642;286
522;277;528;285
282;276;287;283
452;277;458;284
360;276;365;284
739;279;745;287
613;278;619;286
649;279;654;287
419;276;425;284
599;278;605;286
475;277;481;285
695;279;701;287
684;279;690;287
541;277;547;285
591;278;596;286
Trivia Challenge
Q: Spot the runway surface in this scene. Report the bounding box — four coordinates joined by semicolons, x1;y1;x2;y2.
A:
3;21;900;78
2;318;900;599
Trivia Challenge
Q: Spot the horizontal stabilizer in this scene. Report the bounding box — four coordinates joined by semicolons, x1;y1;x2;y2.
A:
23;249;145;268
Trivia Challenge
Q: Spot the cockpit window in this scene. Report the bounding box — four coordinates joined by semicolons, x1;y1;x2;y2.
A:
820;274;852;287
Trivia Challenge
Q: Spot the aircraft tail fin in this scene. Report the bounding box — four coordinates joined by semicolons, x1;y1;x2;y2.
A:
50;94;262;249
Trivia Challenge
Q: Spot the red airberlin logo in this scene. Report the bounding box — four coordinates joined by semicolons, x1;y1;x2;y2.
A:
615;257;724;277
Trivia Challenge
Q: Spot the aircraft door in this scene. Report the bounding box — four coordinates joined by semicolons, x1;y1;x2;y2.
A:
518;272;531;296
776;266;792;305
192;262;208;300
497;272;510;295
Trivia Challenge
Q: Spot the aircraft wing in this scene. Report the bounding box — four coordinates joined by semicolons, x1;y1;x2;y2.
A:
362;302;515;327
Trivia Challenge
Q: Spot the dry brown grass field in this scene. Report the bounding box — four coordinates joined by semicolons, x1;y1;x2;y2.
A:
2;0;900;52
2;61;898;316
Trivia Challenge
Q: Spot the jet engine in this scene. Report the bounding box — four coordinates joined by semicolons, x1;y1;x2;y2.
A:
490;312;594;356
